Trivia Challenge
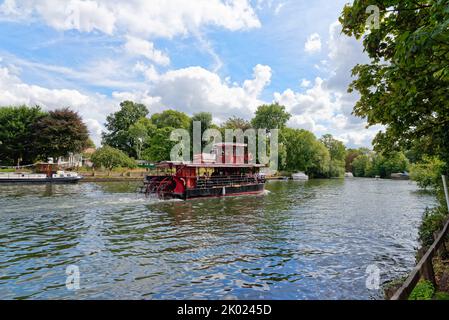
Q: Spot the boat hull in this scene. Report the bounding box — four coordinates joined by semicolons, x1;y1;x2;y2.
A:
166;183;265;200
0;177;82;184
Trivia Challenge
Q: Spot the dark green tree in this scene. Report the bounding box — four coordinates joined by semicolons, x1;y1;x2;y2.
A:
33;108;89;159
0;105;45;165
102;101;149;156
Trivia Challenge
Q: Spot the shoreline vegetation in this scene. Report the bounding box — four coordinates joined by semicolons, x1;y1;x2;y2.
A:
339;1;449;300
1;102;411;180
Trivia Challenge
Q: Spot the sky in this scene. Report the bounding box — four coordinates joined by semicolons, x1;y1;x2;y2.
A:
0;0;383;147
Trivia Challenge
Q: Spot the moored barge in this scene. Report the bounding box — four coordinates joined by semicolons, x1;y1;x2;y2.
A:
0;162;82;184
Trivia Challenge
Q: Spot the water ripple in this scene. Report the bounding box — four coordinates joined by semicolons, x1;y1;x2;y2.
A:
0;179;437;300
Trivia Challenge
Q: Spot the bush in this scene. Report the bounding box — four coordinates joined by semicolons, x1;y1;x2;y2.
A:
419;207;448;247
409;280;434;300
410;157;445;190
91;146;136;173
434;292;449;300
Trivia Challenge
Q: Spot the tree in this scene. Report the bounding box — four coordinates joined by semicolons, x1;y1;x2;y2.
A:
85;138;96;149
151;110;190;129
352;154;372;177
128;118;155;160
251;103;291;130
33;108;89;159
340;1;449;172
222;116;252;131
91;146;136;174
320;134;346;177
351;151;409;178
0;105;45;165
142;127;176;162
191;112;213;131
281;128;331;177
102;101;149;156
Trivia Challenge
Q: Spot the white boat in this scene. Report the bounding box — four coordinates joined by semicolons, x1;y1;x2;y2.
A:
345;172;354;178
292;172;309;181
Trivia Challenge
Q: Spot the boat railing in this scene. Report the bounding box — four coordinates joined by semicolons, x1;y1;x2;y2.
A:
195;175;265;189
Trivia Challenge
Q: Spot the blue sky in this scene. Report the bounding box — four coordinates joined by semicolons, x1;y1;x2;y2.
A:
0;0;382;146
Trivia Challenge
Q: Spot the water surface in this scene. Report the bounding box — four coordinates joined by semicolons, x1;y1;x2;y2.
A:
0;179;437;300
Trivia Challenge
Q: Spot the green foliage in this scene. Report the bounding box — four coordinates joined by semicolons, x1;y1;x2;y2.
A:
222;116;252;131
151;110;190;129
419;207;447;247
410;157;445;190
91;146;136;171
128;118;155;160
345;148;363;173
0;106;89;165
320;134;346;178
281;128;331;177
434;292;449;300
352;153;372;177
191;112;213;131
142;127;177;163
85;138;96;149
251;103;291;130
350;151;409;178
0;168;15;172
340;1;449;172
102;101;149;157
409;280;435;300
378;152;410;178
0;105;45;165
32;108;89;159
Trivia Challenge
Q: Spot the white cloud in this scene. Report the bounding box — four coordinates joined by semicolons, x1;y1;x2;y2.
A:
304;33;322;54
124;36;170;66
300;79;311;88
273;22;382;147
0;0;260;37
1;51;273;144
132;62;159;82
115;64;272;119
0;65;112;145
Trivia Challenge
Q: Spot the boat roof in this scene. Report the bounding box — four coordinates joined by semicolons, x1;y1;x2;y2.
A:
156;161;266;169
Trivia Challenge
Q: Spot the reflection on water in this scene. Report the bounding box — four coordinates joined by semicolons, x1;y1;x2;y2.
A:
0;179;437;300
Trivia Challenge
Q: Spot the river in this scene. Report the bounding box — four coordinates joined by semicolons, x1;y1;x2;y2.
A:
0;179;437;300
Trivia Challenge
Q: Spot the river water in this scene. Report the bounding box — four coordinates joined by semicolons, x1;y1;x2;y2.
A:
0;179;437;300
